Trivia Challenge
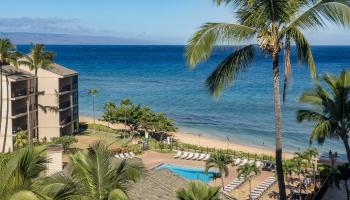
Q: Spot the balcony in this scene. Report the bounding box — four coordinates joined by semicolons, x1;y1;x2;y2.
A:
60;116;72;126
60;101;71;109
59;85;71;93
11;88;27;98
12;107;27;116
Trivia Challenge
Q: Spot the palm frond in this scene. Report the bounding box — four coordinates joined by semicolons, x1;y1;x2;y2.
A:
206;45;256;96
288;0;350;29
186;23;255;68
284;27;317;78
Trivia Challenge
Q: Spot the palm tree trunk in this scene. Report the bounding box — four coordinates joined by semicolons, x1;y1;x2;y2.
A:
272;52;287;200
93;96;96;134
345;180;349;200
2;76;9;152
220;174;225;188
342;136;350;164
0;65;3;152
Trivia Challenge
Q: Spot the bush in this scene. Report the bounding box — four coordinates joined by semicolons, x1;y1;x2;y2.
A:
88;124;123;135
52;136;78;151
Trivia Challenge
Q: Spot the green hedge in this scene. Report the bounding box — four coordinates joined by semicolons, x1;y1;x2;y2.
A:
148;140;275;161
88;124;123;134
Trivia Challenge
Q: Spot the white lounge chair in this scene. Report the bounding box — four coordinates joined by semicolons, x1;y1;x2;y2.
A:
248;160;255;164
186;153;194;159
173;151;182;158
192;153;200;160
197;153;206;161
203;154;210;161
239;158;248;166
119;153;125;159
180;152;189;159
124;153;132;159
234;158;241;165
129;152;135;157
255;161;262;167
114;154;120;159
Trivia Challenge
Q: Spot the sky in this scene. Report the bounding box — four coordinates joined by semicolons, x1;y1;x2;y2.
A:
1;0;350;45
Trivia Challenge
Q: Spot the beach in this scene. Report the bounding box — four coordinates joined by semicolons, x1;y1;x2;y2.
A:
80;115;294;158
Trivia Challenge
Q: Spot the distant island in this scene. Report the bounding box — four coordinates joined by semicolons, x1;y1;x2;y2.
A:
0;32;155;45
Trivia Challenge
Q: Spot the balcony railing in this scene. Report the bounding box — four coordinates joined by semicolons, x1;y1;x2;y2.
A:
11;88;27;98
12;107;27;116
60;116;72;125
60;101;71;109
59;85;71;93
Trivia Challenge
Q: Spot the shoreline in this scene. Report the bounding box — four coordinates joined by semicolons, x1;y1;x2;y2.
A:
79;115;294;159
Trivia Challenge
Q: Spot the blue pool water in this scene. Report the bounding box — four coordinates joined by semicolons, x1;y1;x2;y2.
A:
156;163;218;183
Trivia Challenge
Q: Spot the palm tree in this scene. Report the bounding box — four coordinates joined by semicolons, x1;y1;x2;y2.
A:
237;163;261;200
333;164;350;200
88;88;98;134
186;1;350;198
297;70;350;163
0;38;20;153
19;44;54;146
205;152;233;187
47;142;143;199
0;146;79;200
176;181;221;200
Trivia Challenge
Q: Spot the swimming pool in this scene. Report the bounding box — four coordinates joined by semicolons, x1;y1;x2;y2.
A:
156;163;218;183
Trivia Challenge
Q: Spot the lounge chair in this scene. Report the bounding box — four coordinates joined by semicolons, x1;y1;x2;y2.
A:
129;152;135;157
197;153;206;161
180;152;189;159
124;153;132;159
248;160;255;164
234;158;241;165
186;153;194;159
192;153;200;160
203;154;210;161
239;158;248;166
114;154;120;159
173;151;182;158
255;161;262;167
119;153;125;159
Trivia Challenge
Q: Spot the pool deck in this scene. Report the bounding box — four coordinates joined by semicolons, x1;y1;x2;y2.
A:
139;150;280;200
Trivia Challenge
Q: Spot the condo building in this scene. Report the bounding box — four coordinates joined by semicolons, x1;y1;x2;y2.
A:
0;63;78;152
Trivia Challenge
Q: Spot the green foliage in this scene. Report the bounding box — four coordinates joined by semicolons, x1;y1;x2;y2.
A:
52;136;78;151
297;70;350;162
102;99;177;134
46;142;143;200
18;44;54;73
176;181;221;200
88;123;122;135
14;130;29;149
88;88;98;96
205;152;233;187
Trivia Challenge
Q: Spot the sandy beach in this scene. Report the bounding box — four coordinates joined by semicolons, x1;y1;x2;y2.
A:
79;115;294;158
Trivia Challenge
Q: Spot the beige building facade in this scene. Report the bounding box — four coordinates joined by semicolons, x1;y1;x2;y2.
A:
0;63;78;152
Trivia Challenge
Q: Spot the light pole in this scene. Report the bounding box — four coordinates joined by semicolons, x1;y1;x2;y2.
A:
226;136;230;153
198;134;201;147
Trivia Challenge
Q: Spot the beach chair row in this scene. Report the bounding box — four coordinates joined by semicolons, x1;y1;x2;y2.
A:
114;152;136;159
173;151;210;161
249;177;276;200
233;158;262;168
222;175;245;193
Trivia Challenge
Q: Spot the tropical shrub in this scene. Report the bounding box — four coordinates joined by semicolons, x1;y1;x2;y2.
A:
52;136;78;151
176;181;220;200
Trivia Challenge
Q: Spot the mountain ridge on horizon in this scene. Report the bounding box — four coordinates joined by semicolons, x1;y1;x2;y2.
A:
0;32;158;45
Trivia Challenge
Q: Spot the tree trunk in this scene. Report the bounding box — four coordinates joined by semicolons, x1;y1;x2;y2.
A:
249;180;252;200
0;65;3;152
93;96;95;134
220;173;225;188
342;136;350;164
1;76;9;152
345;180;349;200
272;52;287;200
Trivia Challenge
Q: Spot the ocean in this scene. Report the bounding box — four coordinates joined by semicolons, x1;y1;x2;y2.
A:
17;45;350;153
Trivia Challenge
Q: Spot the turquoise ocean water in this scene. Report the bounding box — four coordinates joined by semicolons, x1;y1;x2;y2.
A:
17;45;350;153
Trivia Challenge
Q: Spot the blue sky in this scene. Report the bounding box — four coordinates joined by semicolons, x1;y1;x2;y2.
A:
1;0;350;44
